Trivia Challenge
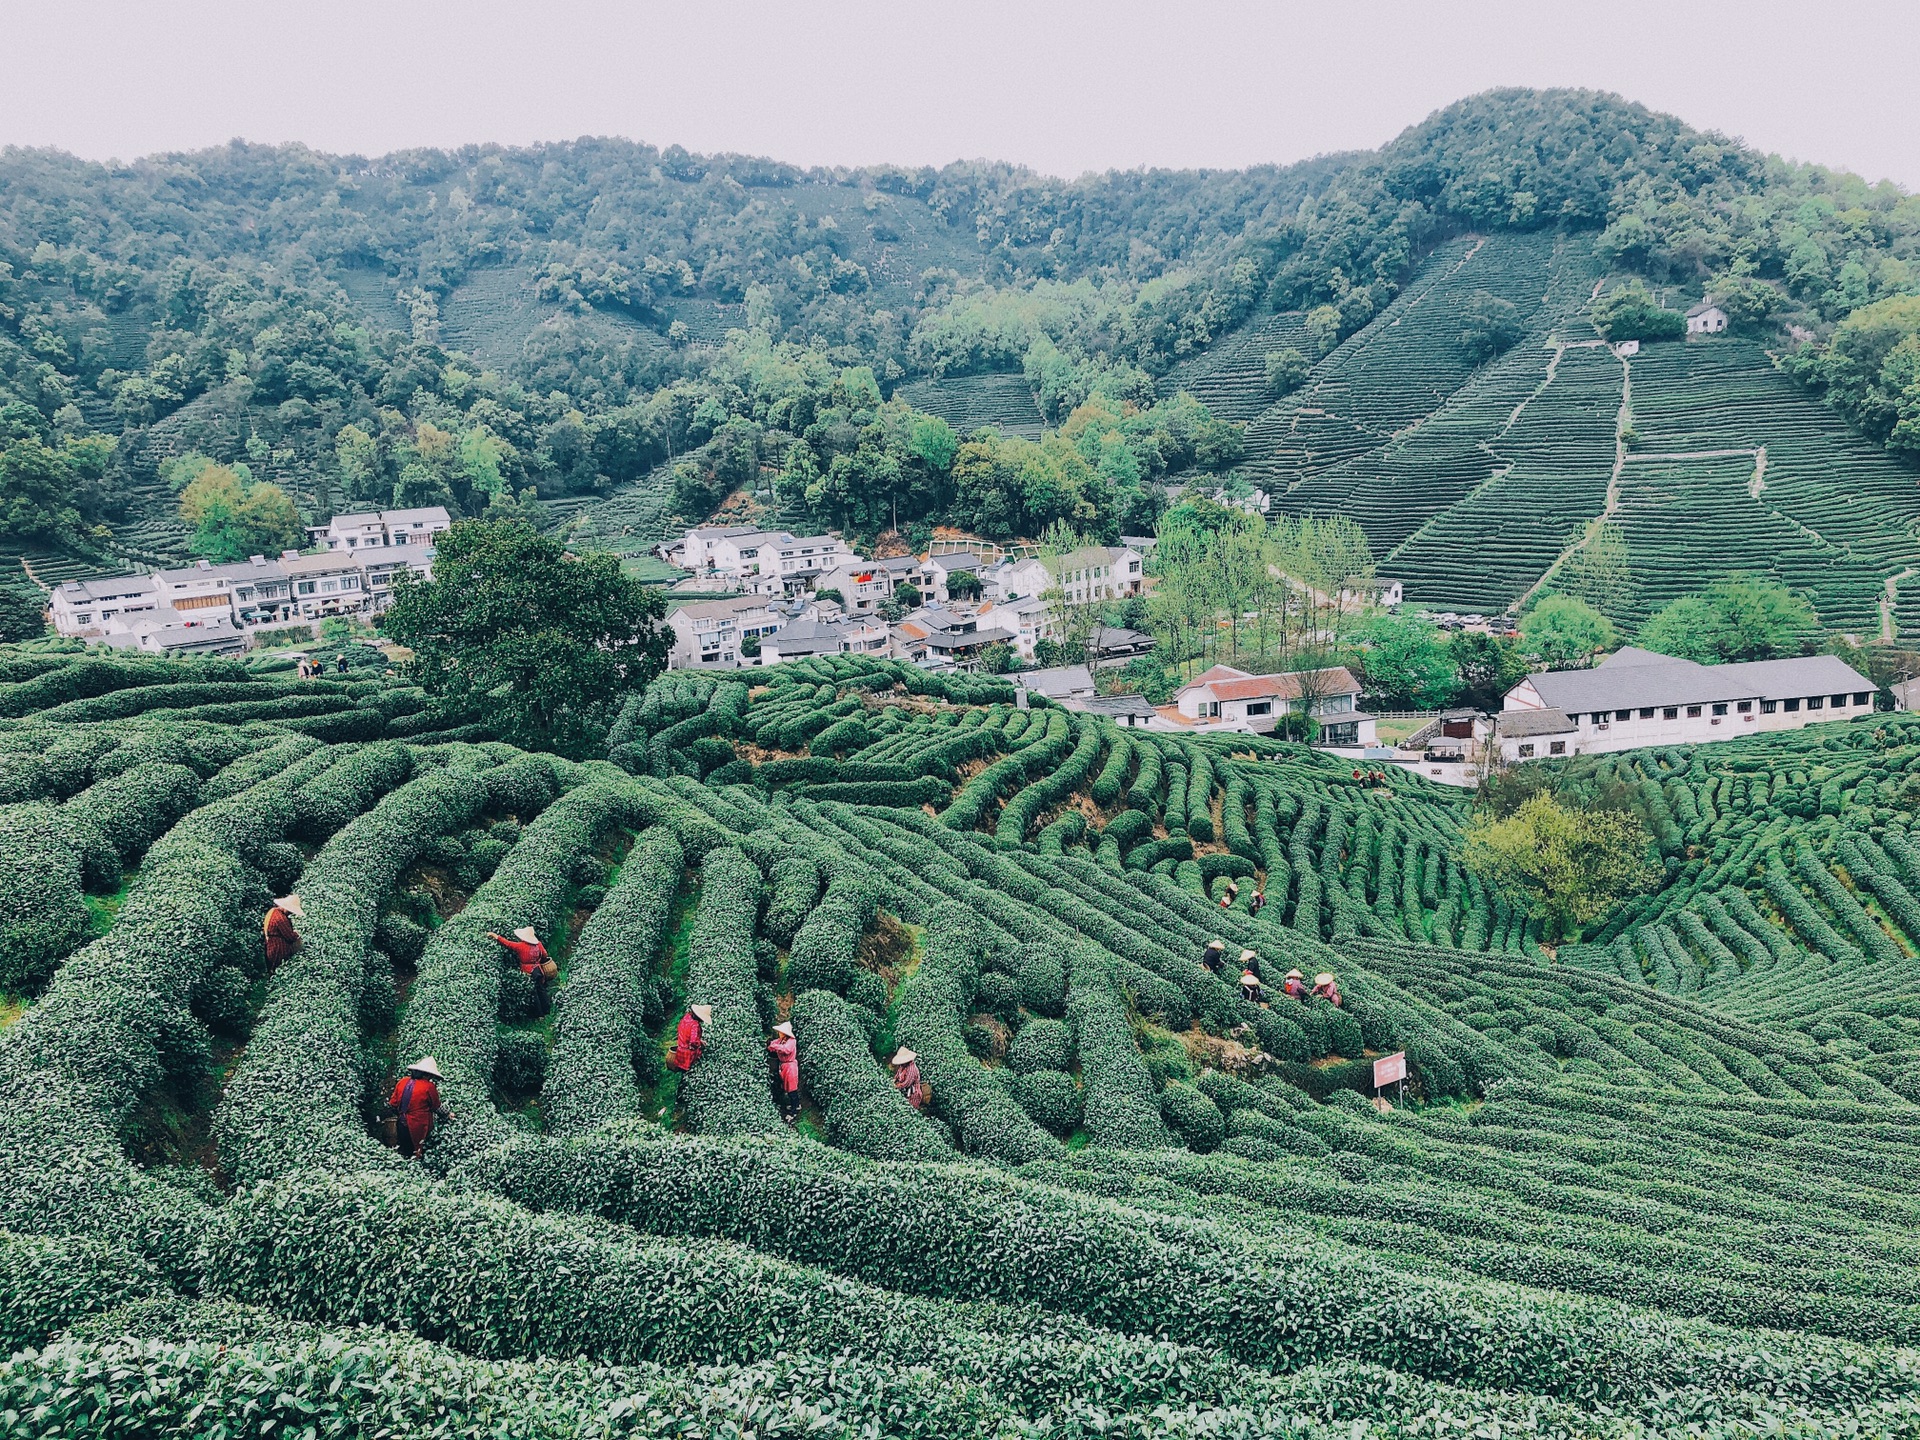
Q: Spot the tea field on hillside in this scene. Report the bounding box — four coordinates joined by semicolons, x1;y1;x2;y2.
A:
5;646;1920;1435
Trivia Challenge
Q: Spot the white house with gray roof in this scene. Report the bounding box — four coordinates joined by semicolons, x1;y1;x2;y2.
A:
1498;646;1876;762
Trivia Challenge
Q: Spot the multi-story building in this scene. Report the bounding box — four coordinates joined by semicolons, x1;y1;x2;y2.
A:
308;506;451;553
1496;647;1877;762
666;596;787;669
51;546;434;646
1169;664;1373;744
814;555;929;614
991;545;1144;605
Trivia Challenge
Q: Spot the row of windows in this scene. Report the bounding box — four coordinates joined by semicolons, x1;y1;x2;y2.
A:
1572;692;1871;725
1516;741;1569;758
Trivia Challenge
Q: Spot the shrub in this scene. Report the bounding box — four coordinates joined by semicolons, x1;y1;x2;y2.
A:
1160;1082;1225;1152
1013;1068;1083;1134
493;1028;549;1097
791;988;949;1160
678;848;780;1137
1008;1016;1072;1073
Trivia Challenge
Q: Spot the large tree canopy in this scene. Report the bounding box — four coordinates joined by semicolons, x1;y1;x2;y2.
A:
380;519;669;756
1638;576;1818;664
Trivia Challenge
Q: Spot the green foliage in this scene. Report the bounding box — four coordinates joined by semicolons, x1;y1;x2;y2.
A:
177;462;304;562
1521;595;1615;669
1638;576;1819;663
381;520;670;757
1591;281;1686;342
1464;792;1658;940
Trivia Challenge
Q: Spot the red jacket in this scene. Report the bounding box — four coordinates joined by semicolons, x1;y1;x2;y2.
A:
670;1012;704;1071
263;907;301;964
767;1032;798;1093
496;936;547;973
387;1074;442;1145
894;1060;923;1107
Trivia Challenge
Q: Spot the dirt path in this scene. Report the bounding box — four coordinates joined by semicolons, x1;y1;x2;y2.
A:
1883;567;1916;642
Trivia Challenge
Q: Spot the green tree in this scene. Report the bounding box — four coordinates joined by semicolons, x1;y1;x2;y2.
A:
1264;347;1310;396
1352;611;1457;709
178;464;304;561
0;440;85;543
380;520;669;757
1638;576;1817;663
1591;281;1686;342
1521;595;1615;669
1450;630;1531;710
1463;792;1657;940
1458;290;1521;362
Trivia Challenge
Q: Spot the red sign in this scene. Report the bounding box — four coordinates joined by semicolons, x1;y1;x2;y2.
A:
1372;1051;1407;1088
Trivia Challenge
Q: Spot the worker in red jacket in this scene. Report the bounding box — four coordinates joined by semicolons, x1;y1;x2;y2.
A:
386;1056;453;1159
263;895;303;967
767;1020;800;1122
891;1047;924;1108
671;1004;712;1072
490;926;554;1002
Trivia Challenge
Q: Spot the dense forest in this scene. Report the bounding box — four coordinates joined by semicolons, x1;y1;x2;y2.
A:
1;86;1917;567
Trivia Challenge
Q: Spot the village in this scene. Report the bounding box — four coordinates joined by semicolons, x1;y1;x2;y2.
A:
645;522;1881;784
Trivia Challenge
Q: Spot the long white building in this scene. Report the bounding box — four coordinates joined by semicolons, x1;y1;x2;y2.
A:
50;546;435;654
1496;647;1876;762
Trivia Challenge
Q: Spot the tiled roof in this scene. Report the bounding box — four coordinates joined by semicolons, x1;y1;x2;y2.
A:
1521;651;1872;713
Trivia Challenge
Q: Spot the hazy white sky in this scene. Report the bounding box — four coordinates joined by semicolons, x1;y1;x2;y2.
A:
5;0;1917;187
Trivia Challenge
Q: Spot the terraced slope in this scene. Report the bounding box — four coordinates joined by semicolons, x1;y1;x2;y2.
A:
892;371;1048;437
8;647;1920;1434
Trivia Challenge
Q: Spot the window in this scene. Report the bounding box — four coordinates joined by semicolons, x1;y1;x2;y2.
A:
1246;701;1272;717
1807;696;1824;710
1736;701;1752;713
1662;707;1678;719
1831;694;1847;707
1616;709;1632;722
1784;698;1800;711
1856;691;1872;706
1518;743;1535;758
1639;708;1655;719
1711;703;1727;716
1549;741;1567;756
1761;699;1777;713
1686;705;1702;718
297;581;315;596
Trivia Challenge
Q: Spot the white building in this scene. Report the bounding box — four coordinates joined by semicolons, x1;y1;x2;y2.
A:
923;550;995;604
51;547;433;645
1686;301;1729;335
992;545;1144;605
664;525;760;571
891;604;1017;670
308;506;451;552
1012;665;1096;705
1169;664;1374;744
48;574;162;635
815;555;929;615
671;526;858;594
990;594;1055;659
759;614;891;664
1498;647;1876;763
667;596;786;669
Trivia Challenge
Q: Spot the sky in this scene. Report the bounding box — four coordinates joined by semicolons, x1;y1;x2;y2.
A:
5;0;1918;188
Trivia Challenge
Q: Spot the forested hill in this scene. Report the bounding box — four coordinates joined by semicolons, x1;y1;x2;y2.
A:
1;87;1917;605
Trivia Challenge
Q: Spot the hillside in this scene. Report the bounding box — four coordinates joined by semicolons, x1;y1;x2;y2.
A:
5;646;1920;1432
3;86;1918;619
